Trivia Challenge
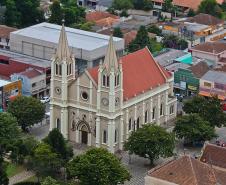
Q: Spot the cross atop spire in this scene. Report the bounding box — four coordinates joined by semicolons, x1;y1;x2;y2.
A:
55;23;71;61
103;35;118;73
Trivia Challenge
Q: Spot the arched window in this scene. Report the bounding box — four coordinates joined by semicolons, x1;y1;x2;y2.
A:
102;75;106;86
160;103;163;116
69;63;72;74
115;75;117;86
55;64;58;75
115;130;117;143
145;110;148;123
56;118;60;131
59;64;62;76
152;107;156;120
117;74;120;86
106;76;110;87
137;117;140;129
128;118;132;131
103;130;107;143
67;64;69;75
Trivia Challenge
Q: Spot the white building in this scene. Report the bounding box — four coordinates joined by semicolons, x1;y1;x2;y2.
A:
50;24;177;153
10;22;124;72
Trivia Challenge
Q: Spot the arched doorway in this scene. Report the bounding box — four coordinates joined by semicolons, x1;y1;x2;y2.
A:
56;118;61;131
76;121;91;145
81;125;88;144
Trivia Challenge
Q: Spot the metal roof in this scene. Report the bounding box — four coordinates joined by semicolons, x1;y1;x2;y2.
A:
201;70;226;84
11;22;123;51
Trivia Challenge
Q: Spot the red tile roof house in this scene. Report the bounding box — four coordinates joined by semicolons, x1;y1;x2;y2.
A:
145;155;226;185
190;42;226;66
11;68;47;97
152;0;224;11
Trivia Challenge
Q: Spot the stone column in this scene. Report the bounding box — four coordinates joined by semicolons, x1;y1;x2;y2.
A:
49;105;55;131
61;107;68;140
95;116;100;147
157;94;160;125
108;120;115;153
119;116;124;150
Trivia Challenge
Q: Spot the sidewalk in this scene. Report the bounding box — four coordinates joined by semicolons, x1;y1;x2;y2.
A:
9;170;35;185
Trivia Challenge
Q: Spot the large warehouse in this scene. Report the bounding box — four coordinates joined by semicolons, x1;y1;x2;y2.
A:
10;22;124;72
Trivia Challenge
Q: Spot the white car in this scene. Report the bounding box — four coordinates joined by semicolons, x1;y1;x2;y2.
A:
40;96;50;103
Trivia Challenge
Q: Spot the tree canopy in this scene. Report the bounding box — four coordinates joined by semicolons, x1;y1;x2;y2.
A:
113;27;123;38
124;124;175;165
162;35;188;50
162;0;173;12
67;148;130;185
4;0;44;28
43;128;73;161
174;114;216;144
183;96;226;127
8;96;45;131
198;0;222;18
41;177;60;185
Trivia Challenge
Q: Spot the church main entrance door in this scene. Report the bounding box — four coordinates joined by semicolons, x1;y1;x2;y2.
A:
81;130;88;144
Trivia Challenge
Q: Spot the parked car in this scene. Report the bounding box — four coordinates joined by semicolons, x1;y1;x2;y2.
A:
216;140;226;147
40;96;50;103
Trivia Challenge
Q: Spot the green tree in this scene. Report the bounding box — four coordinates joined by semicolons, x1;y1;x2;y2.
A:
162;0;173;12
4;0;21;27
32;143;62;178
67;148;130;185
183;96;226;127
198;0;222;18
128;25;151;52
41;176;60;185
43;128;73;161
0;112;20;185
174;114;216;144
112;0;133;10
132;0;153;10
148;25;162;36
162;34;188;50
8;96;45;131
0;157;8;185
187;9;196;16
124;124;175;165
49;0;63;25
113;27;123;38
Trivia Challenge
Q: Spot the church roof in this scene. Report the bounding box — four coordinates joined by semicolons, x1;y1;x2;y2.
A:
88;47;172;101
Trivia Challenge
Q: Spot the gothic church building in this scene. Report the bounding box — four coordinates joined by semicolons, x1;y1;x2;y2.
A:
50;25;177;153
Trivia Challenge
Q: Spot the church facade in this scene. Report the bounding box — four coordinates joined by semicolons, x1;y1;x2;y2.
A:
50;25;177;153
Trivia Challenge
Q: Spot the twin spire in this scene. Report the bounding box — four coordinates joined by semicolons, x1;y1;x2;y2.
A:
55;23;71;61
55;24;118;72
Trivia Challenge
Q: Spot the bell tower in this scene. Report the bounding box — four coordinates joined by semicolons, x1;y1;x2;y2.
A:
96;36;123;152
50;23;75;139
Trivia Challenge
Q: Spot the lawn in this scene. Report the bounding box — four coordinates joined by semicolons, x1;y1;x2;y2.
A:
6;162;25;177
22;176;38;182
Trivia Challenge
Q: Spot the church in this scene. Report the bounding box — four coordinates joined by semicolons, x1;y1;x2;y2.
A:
50;25;177;153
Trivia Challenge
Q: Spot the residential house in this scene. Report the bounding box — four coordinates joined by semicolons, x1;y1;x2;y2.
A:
11;68;47;98
96;0;113;11
199;70;226;100
0;79;22;112
174;61;210;96
152;0;224;11
145;155;226;185
0;25;17;50
190;42;226;65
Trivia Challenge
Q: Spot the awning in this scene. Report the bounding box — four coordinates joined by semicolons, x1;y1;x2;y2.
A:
199;91;225;100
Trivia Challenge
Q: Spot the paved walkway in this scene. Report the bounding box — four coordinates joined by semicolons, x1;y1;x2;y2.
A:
9;170;35;185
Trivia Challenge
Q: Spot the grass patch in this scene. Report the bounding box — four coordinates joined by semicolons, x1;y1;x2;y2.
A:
6;163;25;177
22;176;38;182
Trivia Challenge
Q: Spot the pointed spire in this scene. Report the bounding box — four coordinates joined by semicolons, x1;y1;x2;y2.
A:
103;35;118;73
55;23;71;61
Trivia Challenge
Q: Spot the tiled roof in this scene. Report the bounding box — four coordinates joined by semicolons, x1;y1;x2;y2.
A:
0;25;17;39
200;143;226;169
124;30;137;46
152;0;223;10
20;68;43;78
86;11;119;22
148;155;226;185
191;42;226;54
95;17;119;27
88;47;172;101
186;13;224;26
189;61;210;78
